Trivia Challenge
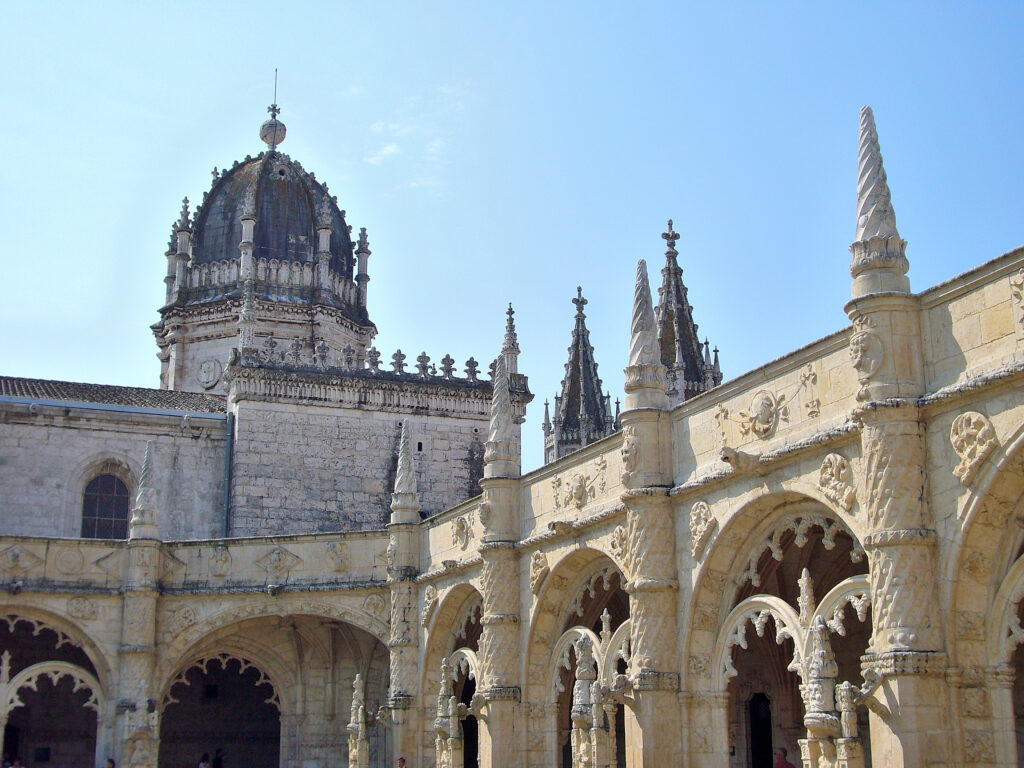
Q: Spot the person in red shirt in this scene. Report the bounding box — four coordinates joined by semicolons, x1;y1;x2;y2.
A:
774;747;797;768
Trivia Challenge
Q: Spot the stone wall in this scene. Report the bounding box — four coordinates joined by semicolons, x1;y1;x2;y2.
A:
0;405;227;540
229;400;486;536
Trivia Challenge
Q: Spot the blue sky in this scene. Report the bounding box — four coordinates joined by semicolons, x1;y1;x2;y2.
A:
2;2;1022;471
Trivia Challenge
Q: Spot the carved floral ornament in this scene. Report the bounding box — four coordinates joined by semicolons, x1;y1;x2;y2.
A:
949;411;999;487
689;501;717;561
363;593;388;622
530;551;550;595
609;525;628;561
255;546;301;579
817;453;856;511
422;585;439;627
738;391;789;439
67;596;98;621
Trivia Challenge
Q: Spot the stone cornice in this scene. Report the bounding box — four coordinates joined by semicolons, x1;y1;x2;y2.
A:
226;363;531;419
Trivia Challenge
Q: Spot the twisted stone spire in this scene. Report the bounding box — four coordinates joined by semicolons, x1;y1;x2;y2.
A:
130;441;159;537
394;421;417;496
628;260;662;369
390;420;421;523
487;354;514;446
850;106;910;297
855;106;900;242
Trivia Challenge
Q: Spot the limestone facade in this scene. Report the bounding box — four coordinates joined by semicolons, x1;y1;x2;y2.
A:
1;106;1023;768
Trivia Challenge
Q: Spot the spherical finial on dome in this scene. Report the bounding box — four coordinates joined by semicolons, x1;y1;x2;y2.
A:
260;103;286;150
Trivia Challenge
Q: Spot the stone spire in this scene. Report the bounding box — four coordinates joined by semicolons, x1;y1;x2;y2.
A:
850;106;909;298
130;441;159;538
502;302;520;375
544;287;617;463
653;220;721;404
484;353;519;478
390;421;420;524
624;259;669;409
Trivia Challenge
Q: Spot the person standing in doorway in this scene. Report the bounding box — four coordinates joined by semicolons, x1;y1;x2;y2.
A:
198;753;210;768
773;747;797;768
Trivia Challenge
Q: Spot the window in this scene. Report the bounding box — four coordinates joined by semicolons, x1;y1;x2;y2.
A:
81;474;130;539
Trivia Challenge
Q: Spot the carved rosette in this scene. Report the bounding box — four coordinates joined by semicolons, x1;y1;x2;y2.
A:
478;545;520;690
950;411;998;486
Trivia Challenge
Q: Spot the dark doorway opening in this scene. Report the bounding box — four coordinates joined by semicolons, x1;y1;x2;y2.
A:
459;675;479;768
748;693;773;768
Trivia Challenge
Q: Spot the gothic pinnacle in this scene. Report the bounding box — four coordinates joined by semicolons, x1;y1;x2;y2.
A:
855;106;900;243
176;198;191;232
503;302;519;354
662;219;680;257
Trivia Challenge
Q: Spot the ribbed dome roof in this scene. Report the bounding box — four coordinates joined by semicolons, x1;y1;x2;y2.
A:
191;150;354;280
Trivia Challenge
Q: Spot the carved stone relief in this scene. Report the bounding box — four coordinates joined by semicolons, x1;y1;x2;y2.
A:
169;606;197;636
67;596;97;621
209;546;231;577
326;542;349;572
0;544;43;577
452;514;474;550
817;453;856;511
800;363;821;418
620;425;639;485
849;315;884;401
529;551;549;595
609;525;628;562
255;546;301;579
53;547;84;577
1011;268;1024;335
950;411;998;486
689;501;716;561
422;585;438;627
363;593;388;622
738;390;788;438
197;358;223;390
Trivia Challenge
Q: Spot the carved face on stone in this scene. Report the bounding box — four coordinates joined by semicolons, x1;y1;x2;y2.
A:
849;330;882;378
621;430;639;472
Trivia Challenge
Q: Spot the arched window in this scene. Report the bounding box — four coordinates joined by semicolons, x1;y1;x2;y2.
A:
80;474;130;539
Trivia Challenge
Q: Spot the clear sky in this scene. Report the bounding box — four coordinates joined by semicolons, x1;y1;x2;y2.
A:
2;2;1022;472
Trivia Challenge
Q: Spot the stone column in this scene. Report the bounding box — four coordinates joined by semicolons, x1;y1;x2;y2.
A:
387;422;423;765
619;260;680;763
476;353;523;767
847;106;948;765
118;443;161;768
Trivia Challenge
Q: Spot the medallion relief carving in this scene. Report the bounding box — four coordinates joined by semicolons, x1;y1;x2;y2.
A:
689;501;716;561
817;453;856;511
0;544;43;577
363;593;388;622
326;542;349;572
256;546;301;579
950;411;998;486
67;596;98;621
53;547;84;577
452;513;474;550
209;546;231;577
738;390;788;439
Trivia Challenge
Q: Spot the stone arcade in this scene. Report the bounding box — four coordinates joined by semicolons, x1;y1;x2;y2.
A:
1;105;1023;767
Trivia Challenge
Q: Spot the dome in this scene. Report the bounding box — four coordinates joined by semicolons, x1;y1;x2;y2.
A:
191;151;354;281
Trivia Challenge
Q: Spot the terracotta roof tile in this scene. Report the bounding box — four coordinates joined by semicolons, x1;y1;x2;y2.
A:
0;376;226;413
